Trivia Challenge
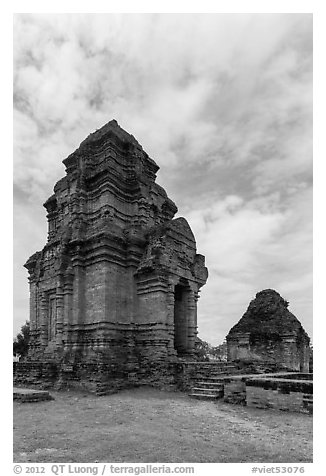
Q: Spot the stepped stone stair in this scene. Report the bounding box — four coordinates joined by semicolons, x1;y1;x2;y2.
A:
189;378;225;400
186;362;238;400
192;362;238;378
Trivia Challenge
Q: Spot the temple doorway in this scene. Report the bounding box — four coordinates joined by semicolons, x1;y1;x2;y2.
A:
173;283;190;355
48;294;57;341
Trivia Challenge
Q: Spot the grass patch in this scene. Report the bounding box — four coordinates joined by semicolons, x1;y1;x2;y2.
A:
14;387;312;463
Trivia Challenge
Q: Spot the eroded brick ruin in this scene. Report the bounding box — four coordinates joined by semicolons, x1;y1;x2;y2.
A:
20;120;208;391
226;289;310;372
15;121;312;399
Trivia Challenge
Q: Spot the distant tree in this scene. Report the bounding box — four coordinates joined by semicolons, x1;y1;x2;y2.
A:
210;340;228;362
195;337;228;362
13;321;30;359
194;337;211;361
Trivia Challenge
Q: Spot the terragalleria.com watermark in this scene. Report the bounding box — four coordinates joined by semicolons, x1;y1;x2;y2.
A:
13;464;195;475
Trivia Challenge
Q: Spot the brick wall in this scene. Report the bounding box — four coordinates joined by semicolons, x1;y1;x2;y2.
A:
13;360;240;394
14;360;179;394
223;377;248;404
246;377;313;414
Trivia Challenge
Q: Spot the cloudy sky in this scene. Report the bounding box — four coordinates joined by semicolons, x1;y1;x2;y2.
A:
13;13;312;344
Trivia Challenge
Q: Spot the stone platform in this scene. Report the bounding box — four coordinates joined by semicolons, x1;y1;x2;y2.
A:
13;387;54;403
190;372;313;414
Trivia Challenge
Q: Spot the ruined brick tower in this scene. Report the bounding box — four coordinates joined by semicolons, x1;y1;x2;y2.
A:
24;120;208;382
226;289;310;372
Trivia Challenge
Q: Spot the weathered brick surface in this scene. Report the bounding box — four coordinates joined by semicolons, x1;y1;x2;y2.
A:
13;362;59;389
223;377;248;405
217;373;313;414
246;378;313;414
21;120;209;391
14;360;241;395
226;290;310;372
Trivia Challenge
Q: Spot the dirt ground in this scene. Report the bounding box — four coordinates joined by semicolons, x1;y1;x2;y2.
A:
13;387;312;463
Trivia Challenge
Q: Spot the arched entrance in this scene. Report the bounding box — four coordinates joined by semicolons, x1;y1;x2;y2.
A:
173;283;191;355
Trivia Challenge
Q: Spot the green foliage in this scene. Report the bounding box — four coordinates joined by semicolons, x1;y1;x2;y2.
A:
212;340;227;361
195;337;227;361
195;337;211;361
13;321;30;358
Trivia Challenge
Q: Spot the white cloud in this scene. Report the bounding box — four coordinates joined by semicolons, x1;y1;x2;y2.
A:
13;14;312;344
190;188;312;343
